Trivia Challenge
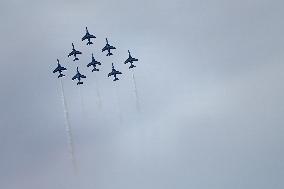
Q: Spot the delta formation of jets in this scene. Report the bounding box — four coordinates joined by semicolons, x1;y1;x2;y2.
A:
53;27;139;85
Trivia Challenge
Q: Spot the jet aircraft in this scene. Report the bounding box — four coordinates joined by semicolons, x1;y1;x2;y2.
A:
72;67;86;85
87;53;101;72
82;27;96;45
53;59;67;78
108;63;122;81
102;38;116;56
68;43;82;61
124;50;138;69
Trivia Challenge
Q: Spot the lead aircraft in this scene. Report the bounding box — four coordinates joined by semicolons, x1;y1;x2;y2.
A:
82;27;96;45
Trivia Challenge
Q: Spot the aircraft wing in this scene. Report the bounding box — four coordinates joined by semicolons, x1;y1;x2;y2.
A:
82;34;88;41
68;51;75;57
132;58;138;62
87;62;93;67
109;45;116;50
89;34;96;39
102;45;108;52
72;74;79;80
81;74;86;78
53;66;60;73
115;70;122;75
75;50;82;55
108;72;113;77
61;67;67;70
124;58;131;64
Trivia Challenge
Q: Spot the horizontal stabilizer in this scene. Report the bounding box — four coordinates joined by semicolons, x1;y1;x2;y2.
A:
58;74;65;78
129;64;136;69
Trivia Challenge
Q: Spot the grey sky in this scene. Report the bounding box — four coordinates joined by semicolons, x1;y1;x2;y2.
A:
0;0;283;189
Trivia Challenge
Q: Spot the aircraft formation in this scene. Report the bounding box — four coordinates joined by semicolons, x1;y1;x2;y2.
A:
53;27;139;85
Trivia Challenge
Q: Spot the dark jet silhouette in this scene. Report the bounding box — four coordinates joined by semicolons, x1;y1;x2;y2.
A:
124;50;138;69
72;67;86;85
53;59;67;78
87;53;101;72
68;43;82;61
102;38;116;56
108;63;122;81
82;27;96;45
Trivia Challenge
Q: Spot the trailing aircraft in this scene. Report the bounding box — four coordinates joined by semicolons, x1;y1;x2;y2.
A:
87;53;101;72
53;59;67;78
72;67;86;85
124;50;138;69
108;63;122;81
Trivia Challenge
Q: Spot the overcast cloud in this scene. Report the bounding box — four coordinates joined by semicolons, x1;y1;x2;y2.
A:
0;0;283;189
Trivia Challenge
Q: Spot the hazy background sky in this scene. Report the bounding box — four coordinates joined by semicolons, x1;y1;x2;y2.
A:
0;0;283;189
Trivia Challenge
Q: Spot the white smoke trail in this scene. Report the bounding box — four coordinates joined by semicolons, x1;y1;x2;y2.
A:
59;79;77;174
94;74;102;110
79;85;85;115
132;71;141;112
114;82;123;125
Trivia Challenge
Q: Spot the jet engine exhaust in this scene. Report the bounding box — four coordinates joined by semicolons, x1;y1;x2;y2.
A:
59;79;77;174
